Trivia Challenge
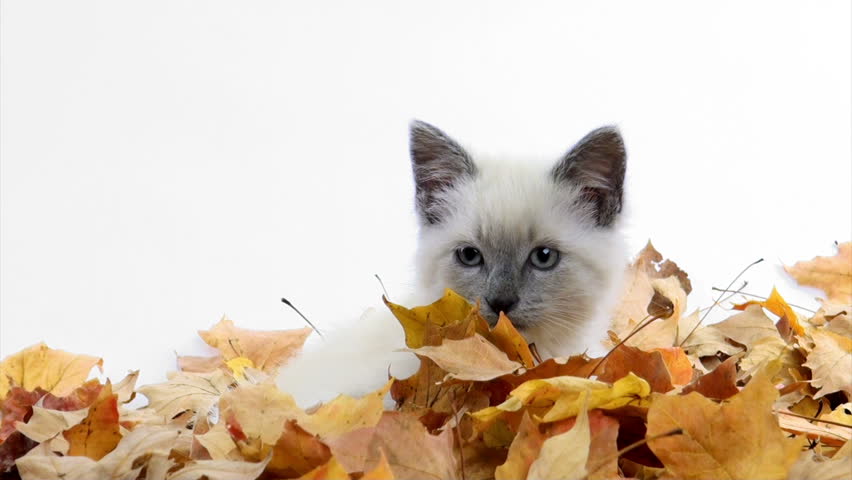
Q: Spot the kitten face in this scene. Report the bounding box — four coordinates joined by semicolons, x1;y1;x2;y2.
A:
410;121;627;356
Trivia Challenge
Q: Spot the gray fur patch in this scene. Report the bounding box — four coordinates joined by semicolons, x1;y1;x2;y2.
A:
409;120;478;225
551;126;626;227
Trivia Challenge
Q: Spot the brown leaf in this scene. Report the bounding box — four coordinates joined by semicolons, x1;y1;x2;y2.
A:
647;361;801;479
266;420;333;478
785;242;852;304
682;356;739;400
199;317;312;374
598;345;679;393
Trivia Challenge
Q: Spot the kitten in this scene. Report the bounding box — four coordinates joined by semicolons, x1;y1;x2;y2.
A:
277;121;628;406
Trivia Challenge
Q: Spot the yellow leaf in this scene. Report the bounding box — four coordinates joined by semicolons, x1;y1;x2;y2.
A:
301;380;392;438
384;289;473;349
785;242;852;304
647;361;801;480
0;343;102;400
471;373;650;425
225;356;255;380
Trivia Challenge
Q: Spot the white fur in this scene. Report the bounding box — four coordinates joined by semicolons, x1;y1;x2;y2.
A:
278;153;627;407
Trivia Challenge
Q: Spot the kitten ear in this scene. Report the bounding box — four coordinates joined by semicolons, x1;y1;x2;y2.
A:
409;120;477;224
552;126;626;227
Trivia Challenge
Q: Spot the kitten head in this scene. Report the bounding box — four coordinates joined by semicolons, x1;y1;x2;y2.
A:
409;120;627;356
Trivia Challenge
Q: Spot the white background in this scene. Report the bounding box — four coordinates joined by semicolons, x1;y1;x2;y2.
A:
2;1;850;388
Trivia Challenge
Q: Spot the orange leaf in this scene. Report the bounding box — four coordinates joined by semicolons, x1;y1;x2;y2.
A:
490;313;535;368
652;347;693;386
64;383;121;460
733;288;805;336
267;420;333;478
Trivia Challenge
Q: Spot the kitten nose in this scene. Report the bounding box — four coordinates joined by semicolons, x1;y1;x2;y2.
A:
486;295;519;315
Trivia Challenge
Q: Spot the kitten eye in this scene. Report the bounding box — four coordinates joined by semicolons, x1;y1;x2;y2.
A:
456;246;483;266
529;246;559;270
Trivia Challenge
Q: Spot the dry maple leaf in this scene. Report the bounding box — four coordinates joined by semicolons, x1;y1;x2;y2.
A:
324;411;457;479
646;361;801;480
16;425;188;480
0;343;102;401
300;380;391;438
405;334;522;381
137;370;234;421
197;317;312;375
785;242;852;304
803;329;852;399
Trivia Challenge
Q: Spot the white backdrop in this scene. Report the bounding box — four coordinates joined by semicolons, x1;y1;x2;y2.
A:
2;1;850;388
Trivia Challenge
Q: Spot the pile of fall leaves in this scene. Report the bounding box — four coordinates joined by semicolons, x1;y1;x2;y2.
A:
1;242;851;480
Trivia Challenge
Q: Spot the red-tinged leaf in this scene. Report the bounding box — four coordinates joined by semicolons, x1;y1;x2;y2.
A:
64;383;121;460
682;356;739;400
